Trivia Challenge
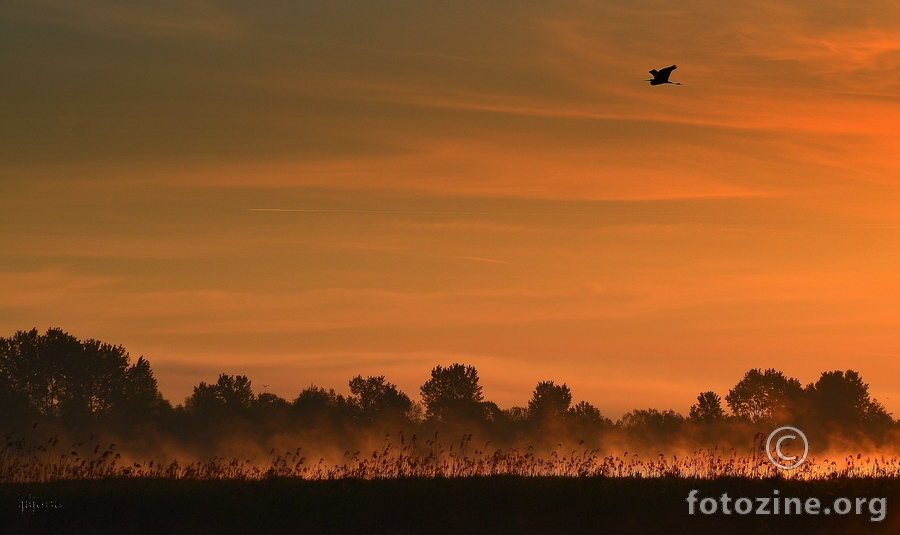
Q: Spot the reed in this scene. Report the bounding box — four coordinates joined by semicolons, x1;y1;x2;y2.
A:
3;432;899;483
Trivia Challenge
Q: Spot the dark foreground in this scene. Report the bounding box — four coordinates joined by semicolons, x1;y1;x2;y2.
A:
2;476;899;534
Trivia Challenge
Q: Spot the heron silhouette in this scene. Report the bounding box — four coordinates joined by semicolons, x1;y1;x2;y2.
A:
647;65;680;86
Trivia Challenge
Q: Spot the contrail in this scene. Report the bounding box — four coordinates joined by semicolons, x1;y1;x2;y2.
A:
249;208;540;215
454;256;514;264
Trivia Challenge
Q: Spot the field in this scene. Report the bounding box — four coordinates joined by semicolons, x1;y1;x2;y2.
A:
3;475;900;534
4;435;900;533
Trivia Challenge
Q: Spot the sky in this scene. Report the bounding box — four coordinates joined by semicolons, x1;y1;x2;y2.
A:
3;0;900;418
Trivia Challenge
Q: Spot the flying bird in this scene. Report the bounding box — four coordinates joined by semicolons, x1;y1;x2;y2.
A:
647;65;680;86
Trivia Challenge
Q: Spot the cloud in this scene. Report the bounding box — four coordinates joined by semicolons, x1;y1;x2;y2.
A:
5;0;900;419
2;0;242;40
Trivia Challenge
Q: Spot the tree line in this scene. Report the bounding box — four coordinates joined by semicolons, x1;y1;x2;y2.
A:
1;328;896;453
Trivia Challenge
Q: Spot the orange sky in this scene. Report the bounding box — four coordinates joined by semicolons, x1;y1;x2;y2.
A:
3;0;900;418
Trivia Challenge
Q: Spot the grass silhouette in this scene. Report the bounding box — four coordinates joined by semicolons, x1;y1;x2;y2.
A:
4;432;900;483
5;433;900;533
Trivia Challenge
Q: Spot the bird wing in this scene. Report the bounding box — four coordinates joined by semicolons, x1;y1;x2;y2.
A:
658;65;677;79
649;69;659;76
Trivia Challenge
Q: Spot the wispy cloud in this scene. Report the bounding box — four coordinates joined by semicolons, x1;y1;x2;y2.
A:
454;256;514;265
3;0;242;40
5;0;900;416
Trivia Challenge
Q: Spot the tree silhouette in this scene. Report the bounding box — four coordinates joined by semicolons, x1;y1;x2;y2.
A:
5;326;900;456
420;364;484;422
806;370;891;430
619;409;684;443
527;381;572;420
348;375;413;422
292;385;352;423
726;368;802;423
503;406;529;422
689;391;726;423
0;363;33;429
567;401;612;431
1;328;78;417
0;328;165;423
186;374;255;418
255;392;290;411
